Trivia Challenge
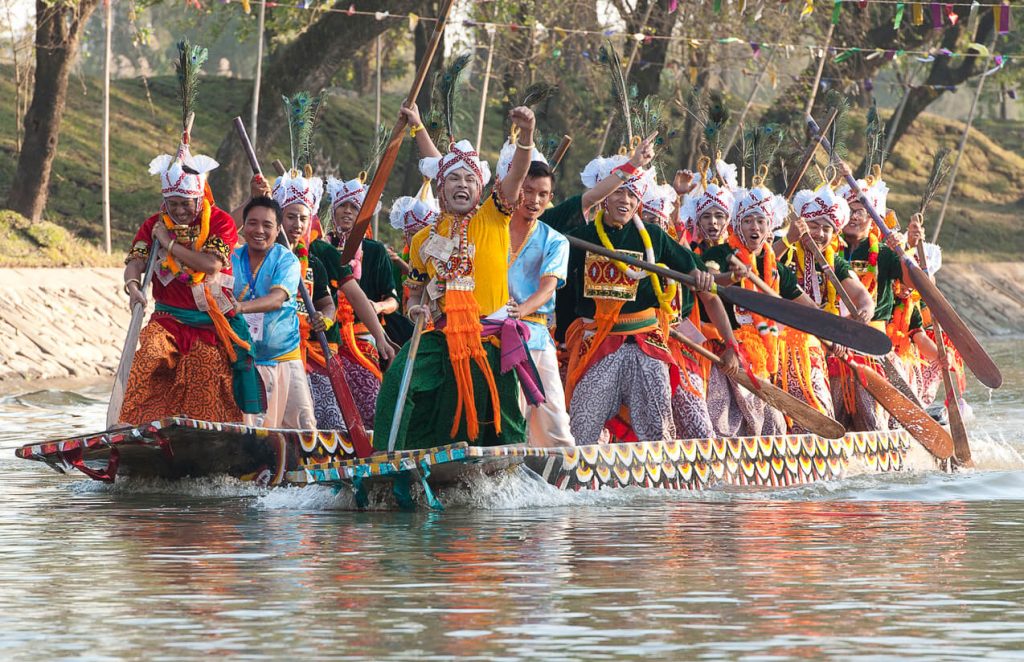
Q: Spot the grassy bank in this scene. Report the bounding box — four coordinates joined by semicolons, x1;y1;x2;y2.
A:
1;64;1022;263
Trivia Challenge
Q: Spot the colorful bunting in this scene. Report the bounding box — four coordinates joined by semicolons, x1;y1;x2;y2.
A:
894;1;905;28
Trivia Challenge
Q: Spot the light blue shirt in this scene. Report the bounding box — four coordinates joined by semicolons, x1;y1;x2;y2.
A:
508;220;569;351
231;243;301;365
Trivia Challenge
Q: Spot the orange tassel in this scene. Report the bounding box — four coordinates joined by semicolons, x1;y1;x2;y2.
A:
442;288;500;440
204;286;249;362
336;294;382;380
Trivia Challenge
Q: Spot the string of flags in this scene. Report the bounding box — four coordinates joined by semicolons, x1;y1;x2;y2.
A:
219;0;1017;67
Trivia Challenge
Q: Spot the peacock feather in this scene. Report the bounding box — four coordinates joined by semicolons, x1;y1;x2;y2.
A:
599;41;636;148
864;99;888;176
519;81;559;109
363;122;390;180
823;89;851;162
281;90;328;172
919;147;953;215
175;39;208;135
426;52;472;152
741;122;785;182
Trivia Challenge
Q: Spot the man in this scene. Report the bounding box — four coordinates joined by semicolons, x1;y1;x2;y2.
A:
777;185;875;427
680;159;738;256
231;196;316;429
120;137;260;426
373;105;539;450
558;139;741;445
387;182;441;309
503;156;574;448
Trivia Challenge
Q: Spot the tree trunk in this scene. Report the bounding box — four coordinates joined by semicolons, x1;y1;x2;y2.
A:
6;0;100;222
210;0;431;208
631;0;676;100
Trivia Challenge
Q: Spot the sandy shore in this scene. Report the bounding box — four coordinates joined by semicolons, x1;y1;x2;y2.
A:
0;264;1021;384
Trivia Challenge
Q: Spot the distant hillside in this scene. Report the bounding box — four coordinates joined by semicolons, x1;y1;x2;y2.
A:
1;64;1022;263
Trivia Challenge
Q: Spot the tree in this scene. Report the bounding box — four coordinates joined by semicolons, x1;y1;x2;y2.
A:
7;0;101;222
208;0;430;207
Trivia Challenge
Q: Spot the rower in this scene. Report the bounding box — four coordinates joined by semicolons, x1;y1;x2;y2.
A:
119;47;261;426
681;159;738;256
231;196;316;429
386;179;441;314
372;105;540;450
559;139;741;445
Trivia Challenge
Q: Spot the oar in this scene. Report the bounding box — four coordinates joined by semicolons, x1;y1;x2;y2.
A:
918;239;972;466
341;0;456;263
233;117;374;458
550;134;573;171
669;328;846;439
105;238;160;427
565;235;892;356
784;107;838;200
386;292;428;452
730;254;953;460
807;115;1002;389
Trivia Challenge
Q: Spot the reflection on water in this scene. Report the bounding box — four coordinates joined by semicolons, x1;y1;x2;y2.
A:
0;340;1022;658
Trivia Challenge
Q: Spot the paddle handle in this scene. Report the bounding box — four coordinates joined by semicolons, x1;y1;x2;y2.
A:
341;0;457;263
797;234;860;314
785;107;838;202
550;134;573;170
727;254;779;299
386;305;427;453
565;235;697;288
233;116;262;177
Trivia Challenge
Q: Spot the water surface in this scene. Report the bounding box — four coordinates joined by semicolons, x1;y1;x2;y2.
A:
1;340;1023;660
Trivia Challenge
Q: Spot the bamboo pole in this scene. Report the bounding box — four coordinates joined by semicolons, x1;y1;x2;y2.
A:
373;32;382;238
249;0;266;147
803;23;834;117
101;0;112;254
475;27;496;151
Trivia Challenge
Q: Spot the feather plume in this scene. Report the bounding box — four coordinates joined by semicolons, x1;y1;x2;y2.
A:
919;147;953;215
864;99;888;176
599;41;635;148
426;52;472;152
364;122;390;179
823;89;851;162
741;122;785;181
282;90;328;171
175;39;208;134
519;81;559;109
704;91;730;159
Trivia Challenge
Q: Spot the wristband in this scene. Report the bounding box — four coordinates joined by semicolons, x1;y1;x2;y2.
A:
124;278;142;296
617;161;638;175
322;317;335;331
515;139;535;151
167;239;177;255
409;124;424;138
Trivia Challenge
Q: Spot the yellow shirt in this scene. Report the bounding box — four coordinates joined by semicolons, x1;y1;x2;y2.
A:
409;195;511;317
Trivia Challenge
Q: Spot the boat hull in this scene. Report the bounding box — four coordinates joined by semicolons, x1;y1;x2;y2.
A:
16;419;918;498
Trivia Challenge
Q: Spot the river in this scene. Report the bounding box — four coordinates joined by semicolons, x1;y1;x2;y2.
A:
1;339;1023;659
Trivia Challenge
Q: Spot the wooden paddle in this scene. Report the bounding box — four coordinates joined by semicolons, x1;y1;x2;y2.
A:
807;115;1002;389
730;254;953;460
918;245;972;466
233;117;374;457
670;328;845;439
341;0;456;263
550;134;573;171
565;235;892;355
106;239;160;427
386;291;428;452
784;107;838;200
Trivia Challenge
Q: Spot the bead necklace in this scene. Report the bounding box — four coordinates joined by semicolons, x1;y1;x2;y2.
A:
430;211;474;281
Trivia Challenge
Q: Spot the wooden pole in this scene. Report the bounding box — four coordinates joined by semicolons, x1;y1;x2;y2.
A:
475;27;496;150
373;32;382;238
249;0;266;147
804;23;834;117
101;0;112;254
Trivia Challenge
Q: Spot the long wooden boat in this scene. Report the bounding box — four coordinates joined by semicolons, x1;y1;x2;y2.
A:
15;418;926;507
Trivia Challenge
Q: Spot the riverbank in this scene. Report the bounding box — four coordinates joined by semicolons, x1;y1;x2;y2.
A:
0;264;1021;384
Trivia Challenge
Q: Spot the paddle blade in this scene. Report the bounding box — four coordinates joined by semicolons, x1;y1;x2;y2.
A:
853;362;954;460
906;263;1002;389
738;372;846;439
719;286;893;356
326;356;374;458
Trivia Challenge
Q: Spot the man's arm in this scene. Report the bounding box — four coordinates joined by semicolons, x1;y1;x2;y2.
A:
514;275;559;318
341;279;397;363
153;220;225;276
235;289;289;314
841;274;875;322
580;133;656;214
497;106;536;206
399;102;442;159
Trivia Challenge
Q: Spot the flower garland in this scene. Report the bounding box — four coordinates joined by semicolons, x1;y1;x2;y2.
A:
846;228;880;297
726;230;780;374
160;196;211;284
593;209;678;316
794;238;839;314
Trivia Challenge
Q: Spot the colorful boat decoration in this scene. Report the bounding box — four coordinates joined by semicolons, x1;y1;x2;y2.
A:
15;418;922;507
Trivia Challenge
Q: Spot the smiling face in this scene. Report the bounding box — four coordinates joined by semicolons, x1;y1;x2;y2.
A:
806;218;835;247
603;186;641;227
519;175;553;222
282;203;311;245
165;196;198;225
738;213;771;253
697;207;729;243
843;201;871;243
332;201;360;234
242;205;279;254
440;169;482;215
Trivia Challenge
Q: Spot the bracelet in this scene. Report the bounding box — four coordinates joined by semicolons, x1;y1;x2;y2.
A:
515;139;535;151
322;317;335;331
409;124;424;138
617;161;638;175
614;169;629;182
123;278;142;296
166;239;177;255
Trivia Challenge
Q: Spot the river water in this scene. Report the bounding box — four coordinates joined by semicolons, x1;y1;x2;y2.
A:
2;340;1024;660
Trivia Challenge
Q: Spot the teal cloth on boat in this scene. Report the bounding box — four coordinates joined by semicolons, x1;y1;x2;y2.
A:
154;303;264;414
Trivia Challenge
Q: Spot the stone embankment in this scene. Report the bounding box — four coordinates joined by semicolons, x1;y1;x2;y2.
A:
0;264;1021;384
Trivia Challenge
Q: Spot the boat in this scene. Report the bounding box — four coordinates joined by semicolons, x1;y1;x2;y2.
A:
15;417;926;508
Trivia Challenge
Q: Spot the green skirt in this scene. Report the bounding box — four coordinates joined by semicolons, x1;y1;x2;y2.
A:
373;330;527;451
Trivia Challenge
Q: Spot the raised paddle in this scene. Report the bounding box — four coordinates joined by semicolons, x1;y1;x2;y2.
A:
726;254;954;460
386;292;428;452
670;328;846;439
106;238;160;428
341;0;456;263
807;115;1002;389
565;235;892;356
233;117;374;458
550;134;573;171
784;107;838;200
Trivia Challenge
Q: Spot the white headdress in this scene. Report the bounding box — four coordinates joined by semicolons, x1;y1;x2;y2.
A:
921;241;942;275
326;176;381;215
495;140;547;181
731;186;789;232
390;181;440;236
149;150;218;200
679;158;738;236
837;177;889;218
419;139;492;187
272;170;323;213
580;154;653;202
641;182;677;228
793;185;851;231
